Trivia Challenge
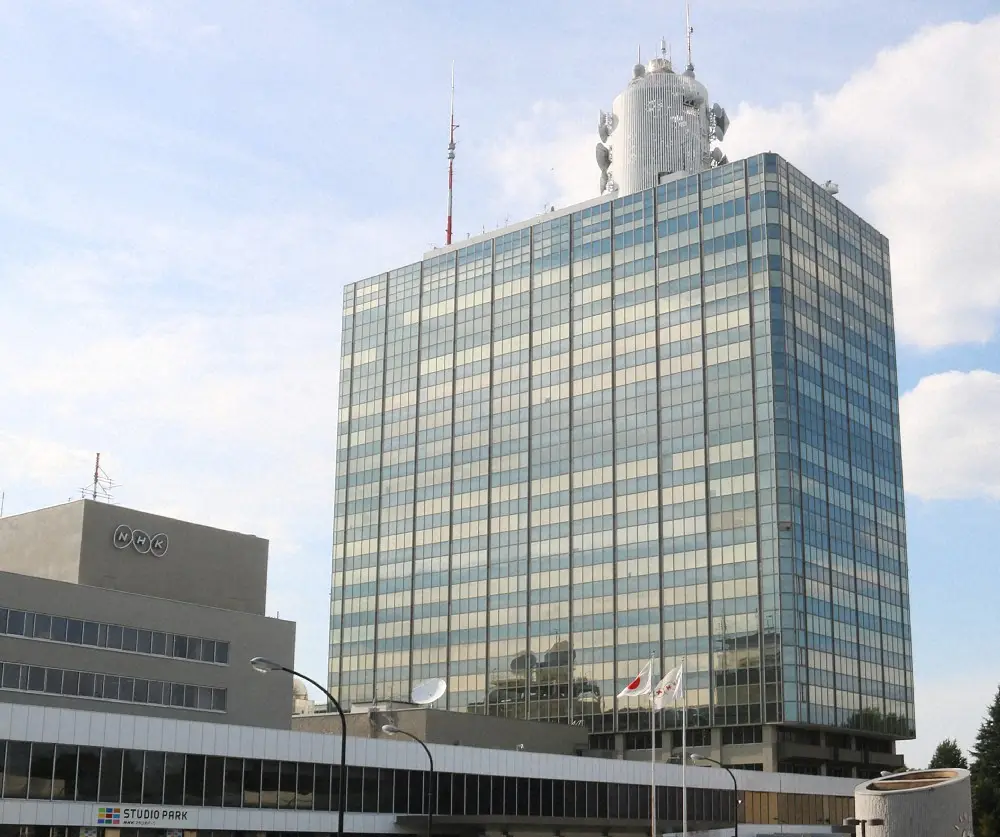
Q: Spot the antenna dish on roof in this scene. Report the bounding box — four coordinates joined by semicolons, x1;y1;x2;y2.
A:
411;677;447;705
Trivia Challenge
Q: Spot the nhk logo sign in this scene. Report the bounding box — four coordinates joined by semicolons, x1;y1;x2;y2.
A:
113;524;169;558
95;806;191;827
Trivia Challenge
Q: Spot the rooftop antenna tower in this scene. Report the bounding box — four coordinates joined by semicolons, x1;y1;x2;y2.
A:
80;452;118;503
445;62;458;246
685;1;695;74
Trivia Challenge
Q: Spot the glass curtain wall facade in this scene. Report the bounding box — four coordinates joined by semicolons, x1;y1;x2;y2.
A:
331;153;914;746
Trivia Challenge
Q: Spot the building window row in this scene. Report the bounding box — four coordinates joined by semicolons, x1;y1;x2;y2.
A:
0;662;227;713
0;606;230;666
0;739;849;826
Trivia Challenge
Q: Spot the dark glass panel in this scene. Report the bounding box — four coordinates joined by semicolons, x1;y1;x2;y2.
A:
50;617;68;642
43;668;62;695
98;749;123;803
121;750;144;803
491;774;504;816
32;614;52;639
150;632;167;656
260;760;279;809
142;752;165;805
215;642;230;665
133;678;149;703
76;746;100;801
26;667;45;692
278;761;296;809
393;768;409;814
242;759;262;808
52;745;79;801
2;741;30;798
184;755;205;806
360;766;379;813
28;742;55;800
121;627;138;652
81;621;99;645
313;764;332;812
136;629;153;654
295;762;314;811
204;756;225;807
62;670;80;697
222;757;243;807
551;779;565;817
515;777;529;816
6;611;25;635
1;663;20;690
102;675;120;702
119;677;135;703
412;769;428;816
163;753;185;805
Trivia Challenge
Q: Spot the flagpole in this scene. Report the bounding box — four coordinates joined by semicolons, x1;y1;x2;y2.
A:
681;658;687;836
650;687;656;837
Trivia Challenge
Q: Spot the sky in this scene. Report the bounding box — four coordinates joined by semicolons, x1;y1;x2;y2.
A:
0;0;998;770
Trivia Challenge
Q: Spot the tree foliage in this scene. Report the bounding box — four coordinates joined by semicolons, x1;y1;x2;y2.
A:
928;738;969;770
971;685;1000;837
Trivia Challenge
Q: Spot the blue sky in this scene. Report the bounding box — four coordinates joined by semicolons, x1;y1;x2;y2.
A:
1;0;998;769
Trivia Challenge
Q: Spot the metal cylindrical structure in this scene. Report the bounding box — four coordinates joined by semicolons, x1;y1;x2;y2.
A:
608;68;711;196
854;768;973;837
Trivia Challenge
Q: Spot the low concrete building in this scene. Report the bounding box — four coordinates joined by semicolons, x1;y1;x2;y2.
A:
294;706;591;756
0;500;295;728
0;700;862;836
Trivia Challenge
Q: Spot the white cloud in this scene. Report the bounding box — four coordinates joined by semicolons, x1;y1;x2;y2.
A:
900;370;1000;501
486;101;599;219
489;15;1000;349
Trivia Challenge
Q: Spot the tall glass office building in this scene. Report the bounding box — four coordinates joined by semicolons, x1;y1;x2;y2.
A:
331;153;914;775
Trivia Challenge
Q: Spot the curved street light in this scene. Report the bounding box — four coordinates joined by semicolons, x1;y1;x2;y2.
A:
382;724;435;837
690;753;739;837
251;657;347;837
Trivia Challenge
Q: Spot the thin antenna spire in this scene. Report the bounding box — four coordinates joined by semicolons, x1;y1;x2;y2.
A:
637;44;641;64
80;453;118;504
445;61;458;246
685;0;695;73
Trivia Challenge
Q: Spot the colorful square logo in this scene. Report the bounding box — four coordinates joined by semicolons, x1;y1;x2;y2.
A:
97;808;121;826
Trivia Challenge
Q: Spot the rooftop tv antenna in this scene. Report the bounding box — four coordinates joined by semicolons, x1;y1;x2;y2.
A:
80;452;118;503
685;1;695;74
445;62;458;246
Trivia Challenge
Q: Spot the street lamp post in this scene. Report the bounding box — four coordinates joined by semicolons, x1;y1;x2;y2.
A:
383;724;434;837
251;657;347;837
690;754;739;837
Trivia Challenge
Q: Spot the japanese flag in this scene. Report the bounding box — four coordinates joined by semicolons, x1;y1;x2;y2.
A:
617;660;653;698
652;664;684;710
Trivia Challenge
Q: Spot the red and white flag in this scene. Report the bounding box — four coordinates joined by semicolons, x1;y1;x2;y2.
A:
617;660;653;698
652;664;684;710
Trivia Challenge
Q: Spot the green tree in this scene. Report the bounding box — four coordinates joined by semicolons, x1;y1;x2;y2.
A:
928;738;969;769
971;685;1000;837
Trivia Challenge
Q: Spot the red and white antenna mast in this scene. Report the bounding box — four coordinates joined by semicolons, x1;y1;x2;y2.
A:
446;62;458;245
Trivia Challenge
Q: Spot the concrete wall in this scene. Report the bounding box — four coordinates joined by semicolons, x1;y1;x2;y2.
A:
294;707;590;755
79;500;269;615
0;570;295;728
0;502;85;583
855;769;974;837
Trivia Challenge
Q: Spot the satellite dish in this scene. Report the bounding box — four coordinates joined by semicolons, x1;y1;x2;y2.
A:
411;677;447;705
